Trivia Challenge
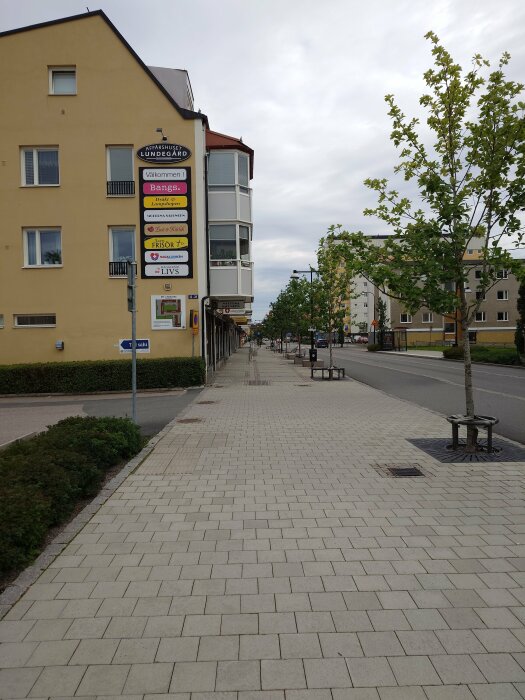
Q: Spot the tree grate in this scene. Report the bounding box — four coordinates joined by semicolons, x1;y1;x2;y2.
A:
409;438;525;463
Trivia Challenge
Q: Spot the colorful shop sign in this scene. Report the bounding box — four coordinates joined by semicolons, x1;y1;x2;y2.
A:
139;167;192;278
143;182;187;195
144;223;188;236
137;143;191;164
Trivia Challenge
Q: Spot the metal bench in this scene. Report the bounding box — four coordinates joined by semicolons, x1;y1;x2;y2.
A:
446;414;499;452
311;366;345;380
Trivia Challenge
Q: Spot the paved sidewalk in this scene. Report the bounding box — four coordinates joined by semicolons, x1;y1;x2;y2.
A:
2;347;525;699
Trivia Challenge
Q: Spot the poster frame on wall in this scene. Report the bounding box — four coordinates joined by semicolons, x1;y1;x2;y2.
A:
150;295;187;330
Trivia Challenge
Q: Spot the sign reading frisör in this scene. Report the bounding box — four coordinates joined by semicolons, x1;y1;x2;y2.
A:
139;167;192;279
137;143;191;164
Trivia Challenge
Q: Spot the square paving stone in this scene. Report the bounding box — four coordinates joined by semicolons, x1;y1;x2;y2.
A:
76;664;131;696
240;634;280;659
261;659;306;690
170;660;217;692
216;659;261;691
29;665;86;697
430;654;486;684
303;657;352;688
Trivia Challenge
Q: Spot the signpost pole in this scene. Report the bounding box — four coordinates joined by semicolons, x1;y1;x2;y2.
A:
127;260;137;424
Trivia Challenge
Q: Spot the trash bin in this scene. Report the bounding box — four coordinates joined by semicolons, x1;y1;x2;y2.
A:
309;348;318;362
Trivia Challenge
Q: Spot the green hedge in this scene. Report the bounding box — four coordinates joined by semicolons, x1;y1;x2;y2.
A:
0;357;205;395
443;345;521;365
0;416;142;576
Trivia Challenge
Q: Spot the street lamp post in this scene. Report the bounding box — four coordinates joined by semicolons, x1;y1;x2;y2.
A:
291;267;318;362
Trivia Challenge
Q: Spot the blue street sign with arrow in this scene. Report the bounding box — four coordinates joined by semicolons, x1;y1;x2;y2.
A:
119;339;150;353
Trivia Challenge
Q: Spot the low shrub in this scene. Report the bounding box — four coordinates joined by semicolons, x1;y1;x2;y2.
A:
0;357;205;395
443;345;521;365
0;416;142;578
367;343;381;352
443;345;464;360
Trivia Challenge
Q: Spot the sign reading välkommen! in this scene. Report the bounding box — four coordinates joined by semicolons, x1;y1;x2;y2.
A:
139;167;193;279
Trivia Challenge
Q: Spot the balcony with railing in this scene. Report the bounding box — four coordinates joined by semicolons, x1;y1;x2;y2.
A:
107;180;135;196
109;261;128;277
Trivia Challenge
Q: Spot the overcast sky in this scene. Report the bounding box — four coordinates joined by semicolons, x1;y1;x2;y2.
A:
4;0;525;320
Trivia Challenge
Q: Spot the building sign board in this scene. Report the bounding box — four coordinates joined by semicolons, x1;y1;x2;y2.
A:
145;264;189;277
137;143;191;164
139;167;192;278
216;300;245;309
143;182;187;195
144;223;188;236
143;236;188;250
145;251;188;263
151;295;186;330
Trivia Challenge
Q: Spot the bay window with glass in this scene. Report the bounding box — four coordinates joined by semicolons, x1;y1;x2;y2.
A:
209;224;251;266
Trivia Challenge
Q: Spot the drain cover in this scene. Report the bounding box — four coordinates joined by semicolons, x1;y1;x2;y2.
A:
197;401;217;405
245;380;270;385
388;466;424;477
177;418;203;424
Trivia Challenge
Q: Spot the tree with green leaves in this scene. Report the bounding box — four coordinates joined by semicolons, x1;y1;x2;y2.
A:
516;279;525;358
261;276;312;352
376;297;389;347
316;233;354;371
336;32;525;450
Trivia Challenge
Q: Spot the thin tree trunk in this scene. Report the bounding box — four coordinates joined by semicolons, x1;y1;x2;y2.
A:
462;316;478;451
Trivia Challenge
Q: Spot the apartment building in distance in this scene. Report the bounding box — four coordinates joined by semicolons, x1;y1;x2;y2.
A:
0;10;254;370
348;236;522;346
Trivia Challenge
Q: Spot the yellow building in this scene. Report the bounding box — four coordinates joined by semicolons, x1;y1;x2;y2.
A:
0;11;254;368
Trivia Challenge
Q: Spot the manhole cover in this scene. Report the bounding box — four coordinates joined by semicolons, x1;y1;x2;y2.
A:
177;418;203;424
388;466;424;477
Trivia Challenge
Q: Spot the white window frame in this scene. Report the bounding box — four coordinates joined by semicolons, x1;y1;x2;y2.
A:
23;227;62;267
49;66;77;95
106;146;135;196
497;289;509;300
497;269;509;279
497;311;509;321
21;147;60;186
109;226;136;260
475;311;486;322
14;314;56;328
400;313;412;323
422;312;433;323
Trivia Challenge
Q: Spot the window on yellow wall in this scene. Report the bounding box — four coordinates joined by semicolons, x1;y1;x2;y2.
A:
21;148;59;186
49;67;76;95
23;228;62;266
107;147;134;196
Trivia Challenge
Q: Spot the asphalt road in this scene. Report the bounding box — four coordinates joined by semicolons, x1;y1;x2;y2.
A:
318;346;525;445
0;388;202;447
